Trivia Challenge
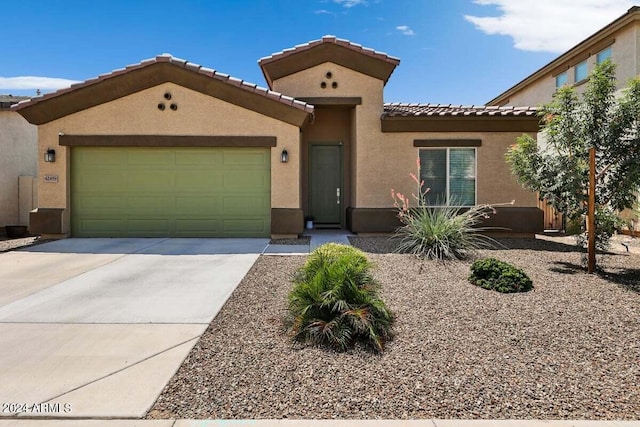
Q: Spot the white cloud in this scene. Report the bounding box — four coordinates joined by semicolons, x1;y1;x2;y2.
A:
396;25;416;36
314;9;333;14
333;0;367;8
464;0;635;53
0;76;80;90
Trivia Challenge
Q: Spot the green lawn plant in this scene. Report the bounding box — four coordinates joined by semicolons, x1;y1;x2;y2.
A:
285;243;393;353
391;160;503;260
469;258;533;293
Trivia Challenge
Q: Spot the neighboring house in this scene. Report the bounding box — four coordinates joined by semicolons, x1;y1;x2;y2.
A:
13;36;541;238
0;95;37;232
488;6;640;107
488;6;640;231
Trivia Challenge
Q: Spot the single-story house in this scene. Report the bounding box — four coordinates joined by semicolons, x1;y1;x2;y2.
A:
13;36;542;238
0;95;37;232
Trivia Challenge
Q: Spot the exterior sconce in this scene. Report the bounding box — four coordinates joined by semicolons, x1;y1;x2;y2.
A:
44;148;56;163
281;149;289;163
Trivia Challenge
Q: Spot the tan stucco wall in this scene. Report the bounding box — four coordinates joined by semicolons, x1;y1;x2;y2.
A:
274;63;386;208
274;62;537;210
503;23;639;107
357;131;538;208
0;111;37;227
36;83;301;233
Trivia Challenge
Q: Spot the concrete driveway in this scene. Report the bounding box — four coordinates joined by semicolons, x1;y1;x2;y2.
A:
0;238;269;418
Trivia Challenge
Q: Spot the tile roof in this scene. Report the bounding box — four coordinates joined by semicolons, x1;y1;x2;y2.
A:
11;54;314;114
258;35;400;66
0;94;31;109
382;103;538;117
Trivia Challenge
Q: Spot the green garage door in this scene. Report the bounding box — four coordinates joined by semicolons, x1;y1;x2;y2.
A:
71;146;271;237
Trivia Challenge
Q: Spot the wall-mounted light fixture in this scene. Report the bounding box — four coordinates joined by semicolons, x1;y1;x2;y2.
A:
281;149;289;163
44;148;56;163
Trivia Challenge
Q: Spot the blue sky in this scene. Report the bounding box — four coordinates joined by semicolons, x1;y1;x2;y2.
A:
1;0;635;104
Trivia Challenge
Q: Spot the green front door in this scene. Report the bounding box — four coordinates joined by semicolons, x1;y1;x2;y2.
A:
309;144;342;225
71;146;270;237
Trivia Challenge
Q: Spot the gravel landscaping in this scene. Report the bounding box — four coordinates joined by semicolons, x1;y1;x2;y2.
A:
0;236;52;252
148;236;640;420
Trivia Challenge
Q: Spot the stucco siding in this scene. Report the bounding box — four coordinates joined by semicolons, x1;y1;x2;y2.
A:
355;131;537;208
0;111;37;227
273;62;536;211
504;23;639;107
37;83;301;233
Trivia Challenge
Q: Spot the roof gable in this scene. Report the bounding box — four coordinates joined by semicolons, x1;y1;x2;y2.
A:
259;36;400;88
13;54;313;127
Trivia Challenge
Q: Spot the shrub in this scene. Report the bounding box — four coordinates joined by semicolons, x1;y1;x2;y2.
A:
469;258;533;293
285;243;393;353
391;159;504;260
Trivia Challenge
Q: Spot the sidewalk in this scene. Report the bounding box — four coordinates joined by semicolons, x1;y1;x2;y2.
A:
1;419;638;426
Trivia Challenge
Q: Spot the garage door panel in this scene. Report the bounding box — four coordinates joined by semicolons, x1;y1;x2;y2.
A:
127;150;173;166
223;151;269;165
175;195;220;214
223;219;269;234
75;173;127;191
174;171;223;189
175;219;221;235
77;195;125;211
222;195;269;215
127;172;173;191
72;147;271;237
76;148;124;165
76;219;126;235
128;219;172;234
223;171;269;190
175;151;222;166
126;196;172;214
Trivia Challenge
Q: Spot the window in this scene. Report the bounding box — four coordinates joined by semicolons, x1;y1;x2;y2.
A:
575;60;588;83
555;71;568;88
419;148;476;206
597;46;612;64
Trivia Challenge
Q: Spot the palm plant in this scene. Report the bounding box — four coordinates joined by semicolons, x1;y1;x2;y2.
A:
285;243;393;353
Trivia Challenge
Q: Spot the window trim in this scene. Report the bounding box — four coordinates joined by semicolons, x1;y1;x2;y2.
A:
419;147;477;207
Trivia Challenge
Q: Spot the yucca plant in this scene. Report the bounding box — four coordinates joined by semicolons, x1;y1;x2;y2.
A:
393;199;503;260
285;243;393;353
392;161;504;260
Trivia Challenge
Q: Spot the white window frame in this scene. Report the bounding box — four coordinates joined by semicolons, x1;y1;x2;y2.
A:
419;147;477;207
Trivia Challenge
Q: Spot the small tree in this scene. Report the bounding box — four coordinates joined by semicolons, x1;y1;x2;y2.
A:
506;60;640;259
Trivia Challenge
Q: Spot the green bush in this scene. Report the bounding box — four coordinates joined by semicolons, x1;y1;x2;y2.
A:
285;243;393;353
469;258;533;293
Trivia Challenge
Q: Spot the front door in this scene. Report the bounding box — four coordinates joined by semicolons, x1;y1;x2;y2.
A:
310;144;342;225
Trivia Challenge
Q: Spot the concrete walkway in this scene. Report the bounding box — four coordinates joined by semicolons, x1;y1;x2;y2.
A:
264;229;354;254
